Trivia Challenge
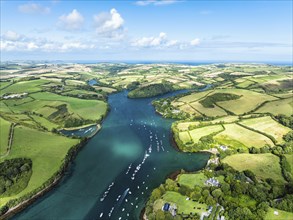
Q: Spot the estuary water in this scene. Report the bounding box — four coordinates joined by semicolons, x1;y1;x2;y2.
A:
14;90;209;220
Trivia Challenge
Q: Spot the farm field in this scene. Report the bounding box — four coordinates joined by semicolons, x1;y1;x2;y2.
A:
190;101;227;117
215;89;277;115
239;116;291;144
0;117;11;155
30;115;58;131
255;98;293;116
171;88;278;116
0;79;50;94
5;92;108;123
222;153;285;182
32;92;107;116
176;121;200;131
176;90;212;103
161;191;207;216
177;173;207;188
178;131;192;144
0;126;79;206
188;125;223;143
215;123;274;148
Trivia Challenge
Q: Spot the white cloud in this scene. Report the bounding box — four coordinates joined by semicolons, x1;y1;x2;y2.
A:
132;32;166;47
93;8;124;38
58;9;84;31
132;32;179;48
18;3;50;14
135;0;182;6
190;38;200;46
2;31;22;41
166;40;178;47
1;32;95;52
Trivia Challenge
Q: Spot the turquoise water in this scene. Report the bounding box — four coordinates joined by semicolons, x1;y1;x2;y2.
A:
14;91;209;220
60;124;98;137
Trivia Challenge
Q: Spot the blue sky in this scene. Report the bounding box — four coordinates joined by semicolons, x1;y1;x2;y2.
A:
1;0;292;62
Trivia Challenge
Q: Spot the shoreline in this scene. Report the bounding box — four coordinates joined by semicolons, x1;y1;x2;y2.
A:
0;121;104;219
139;118;210;220
0;139;88;220
60;123;96;131
139;123;211;220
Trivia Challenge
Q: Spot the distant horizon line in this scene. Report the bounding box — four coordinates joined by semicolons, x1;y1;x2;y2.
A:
1;60;292;66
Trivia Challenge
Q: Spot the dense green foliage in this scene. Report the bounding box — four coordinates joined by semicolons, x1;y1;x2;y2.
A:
275;114;293;129
146;161;293;220
128;82;174;98
0;158;32;197
199;93;241;108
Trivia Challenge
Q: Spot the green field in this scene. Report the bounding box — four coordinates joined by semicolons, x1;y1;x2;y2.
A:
161;191;207;216
0;117;11;155
177;173;207;188
215;123;274;148
240;116;291;144
222;153;285;182
4;92;108;126
190;101;227;117
3;96;35;106
214;89;277;115
0;79;49;94
177;121;200;131
30;115;58;131
0;102;11;113
174;88;278;116
255;98;293;116
0;81;12;90
177;90;212;103
209;115;239;124
30;92;107;121
178;131;192;144
178;104;201;116
236;80;255;88
0;126;79;206
188;125;223;143
265;208;293;220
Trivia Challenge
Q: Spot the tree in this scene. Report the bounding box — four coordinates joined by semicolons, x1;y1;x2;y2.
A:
212;188;223;199
244;170;257;182
201;189;210;198
284;131;293;142
151;188;162;201
221;182;231;195
155;210;166;220
206;195;216;206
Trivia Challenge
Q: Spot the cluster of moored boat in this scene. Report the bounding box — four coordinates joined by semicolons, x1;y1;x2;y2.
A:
131;151;150;180
100;182;115;202
99;117;172;219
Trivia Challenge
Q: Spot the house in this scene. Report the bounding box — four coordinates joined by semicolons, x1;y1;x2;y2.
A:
171;109;181;114
219;145;228;151
162;203;170;211
205;177;220;187
2;92;28;100
162;203;177;216
208;206;213;213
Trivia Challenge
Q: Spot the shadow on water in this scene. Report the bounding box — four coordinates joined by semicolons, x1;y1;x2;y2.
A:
13;89;210;220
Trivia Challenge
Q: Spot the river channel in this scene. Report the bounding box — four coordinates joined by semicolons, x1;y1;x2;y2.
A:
14;90;209;220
